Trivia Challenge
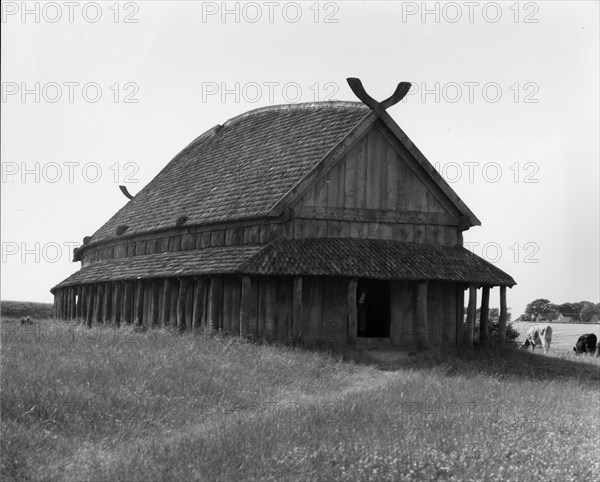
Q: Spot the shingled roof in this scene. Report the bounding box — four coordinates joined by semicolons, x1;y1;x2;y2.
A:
90;102;371;244
52;239;515;292
240;239;516;286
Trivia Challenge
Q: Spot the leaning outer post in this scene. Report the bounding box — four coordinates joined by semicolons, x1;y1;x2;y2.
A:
69;287;74;320
112;281;122;325
207;277;218;334
93;284;104;324
134;281;144;326
86;284;94;327
480;286;490;346
75;285;83;320
499;286;508;345
66;289;71;319
192;277;206;332
456;286;465;346
103;283;112;323
56;290;61;319
63;289;68;319
161;278;170;326
122;281;133;324
466;285;477;349
169;278;178;327
177;278;187;331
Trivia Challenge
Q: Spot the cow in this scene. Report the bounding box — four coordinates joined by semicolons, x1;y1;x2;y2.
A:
573;333;597;355
20;315;32;325
520;324;552;353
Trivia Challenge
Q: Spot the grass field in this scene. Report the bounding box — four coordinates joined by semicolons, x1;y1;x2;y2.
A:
1;316;599;481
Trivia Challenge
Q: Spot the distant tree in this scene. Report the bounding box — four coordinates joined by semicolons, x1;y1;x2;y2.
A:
580;303;600;323
524;299;556;319
556;302;586;316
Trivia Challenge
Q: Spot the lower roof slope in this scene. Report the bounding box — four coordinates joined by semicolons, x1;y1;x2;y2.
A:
52;239;515;292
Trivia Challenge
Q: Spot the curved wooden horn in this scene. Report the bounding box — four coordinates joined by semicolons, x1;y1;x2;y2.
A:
347;78;412;111
346;78;379;110
380;82;412;109
119;185;134;200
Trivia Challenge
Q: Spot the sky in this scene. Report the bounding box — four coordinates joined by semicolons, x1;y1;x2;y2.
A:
1;0;599;317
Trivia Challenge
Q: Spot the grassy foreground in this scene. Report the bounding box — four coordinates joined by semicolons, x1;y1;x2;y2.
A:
1;319;599;481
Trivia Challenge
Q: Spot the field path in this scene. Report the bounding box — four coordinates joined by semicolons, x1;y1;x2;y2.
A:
63;365;403;477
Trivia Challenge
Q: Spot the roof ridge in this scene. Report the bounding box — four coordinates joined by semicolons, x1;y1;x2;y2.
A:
223;101;368;127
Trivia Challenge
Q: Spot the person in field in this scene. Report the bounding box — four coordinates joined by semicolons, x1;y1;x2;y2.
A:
520;324;552;353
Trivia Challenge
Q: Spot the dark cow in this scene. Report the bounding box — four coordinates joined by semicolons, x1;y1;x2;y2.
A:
520;324;552;353
573;333;597;355
20;315;32;325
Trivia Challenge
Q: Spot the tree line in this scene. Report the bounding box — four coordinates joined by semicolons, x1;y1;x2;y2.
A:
520;299;600;322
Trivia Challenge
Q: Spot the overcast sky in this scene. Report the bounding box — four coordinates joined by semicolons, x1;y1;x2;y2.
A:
1;1;598;316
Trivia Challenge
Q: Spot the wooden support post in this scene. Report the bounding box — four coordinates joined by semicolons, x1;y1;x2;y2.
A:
65;289;71;319
416;281;428;350
480;286;490;346
64;289;70;319
93;284;104;324
148;280;159;329
56;291;62;319
239;276;252;337
64;290;69;319
161;279;170;327
466;285;477;349
292;277;303;342
76;285;83;320
347;278;357;345
169;279;178;327
84;285;93;326
65;289;70;319
185;280;194;330
70;287;77;320
177;278;187;331
499;286;508;346
207;277;218;333
102;283;112;323
122;281;133;324
192;277;205;333
57;290;62;319
456;285;465;346
112;282;122;325
134;281;144;326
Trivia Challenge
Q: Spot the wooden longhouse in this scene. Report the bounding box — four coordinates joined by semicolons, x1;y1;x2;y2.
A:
51;78;515;349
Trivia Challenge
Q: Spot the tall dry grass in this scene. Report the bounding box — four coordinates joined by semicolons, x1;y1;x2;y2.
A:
1;319;599;481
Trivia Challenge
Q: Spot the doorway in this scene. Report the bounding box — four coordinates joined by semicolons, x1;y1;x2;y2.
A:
356;279;390;338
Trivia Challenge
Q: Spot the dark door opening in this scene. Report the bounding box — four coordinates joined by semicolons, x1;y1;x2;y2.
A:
356;279;390;338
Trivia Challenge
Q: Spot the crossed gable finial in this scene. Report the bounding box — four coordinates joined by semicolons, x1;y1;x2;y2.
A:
347;78;412;112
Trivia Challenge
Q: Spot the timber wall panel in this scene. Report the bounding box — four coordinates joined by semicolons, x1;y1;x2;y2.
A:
299;123;449;215
321;278;348;343
275;277;293;342
301;277;324;342
390;281;414;345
